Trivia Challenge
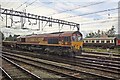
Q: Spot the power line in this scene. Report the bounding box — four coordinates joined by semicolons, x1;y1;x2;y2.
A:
48;1;105;16
31;1;54;11
15;0;28;10
60;7;119;19
78;15;117;24
81;19;117;26
81;18;117;25
74;14;118;25
15;0;38;10
23;0;38;9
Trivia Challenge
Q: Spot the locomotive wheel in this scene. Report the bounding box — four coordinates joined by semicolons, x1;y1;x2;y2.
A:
71;47;82;56
67;51;75;57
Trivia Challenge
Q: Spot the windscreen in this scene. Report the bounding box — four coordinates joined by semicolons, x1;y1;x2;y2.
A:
72;32;82;41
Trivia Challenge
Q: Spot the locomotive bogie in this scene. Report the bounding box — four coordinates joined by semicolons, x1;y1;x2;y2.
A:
2;41;17;48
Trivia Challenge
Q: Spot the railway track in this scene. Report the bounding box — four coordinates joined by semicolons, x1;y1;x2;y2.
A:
83;51;120;57
1;67;13;80
81;52;120;61
1;56;42;80
2;54;105;80
3;49;120;72
1;55;68;80
1;59;64;80
75;55;120;68
2;51;119;80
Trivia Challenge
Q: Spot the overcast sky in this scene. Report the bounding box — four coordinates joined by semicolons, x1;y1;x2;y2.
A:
0;0;119;37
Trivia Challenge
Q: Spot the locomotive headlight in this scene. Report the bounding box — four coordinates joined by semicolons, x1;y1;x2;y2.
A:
72;42;83;50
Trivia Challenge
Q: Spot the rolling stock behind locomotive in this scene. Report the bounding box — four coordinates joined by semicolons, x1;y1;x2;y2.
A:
3;31;83;56
116;38;120;46
83;37;120;48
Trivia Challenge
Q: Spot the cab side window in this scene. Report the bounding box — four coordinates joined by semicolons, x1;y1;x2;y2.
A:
78;36;82;41
72;36;76;41
64;36;71;42
21;38;25;42
48;38;58;44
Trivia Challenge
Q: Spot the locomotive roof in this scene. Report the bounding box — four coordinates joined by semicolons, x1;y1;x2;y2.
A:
17;31;82;38
84;37;116;40
17;35;27;38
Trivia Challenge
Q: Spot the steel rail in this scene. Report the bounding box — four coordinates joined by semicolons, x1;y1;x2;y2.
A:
83;51;120;57
2;49;120;79
0;67;13;80
2;56;42;80
2;52;117;80
3;51;120;74
2;55;83;80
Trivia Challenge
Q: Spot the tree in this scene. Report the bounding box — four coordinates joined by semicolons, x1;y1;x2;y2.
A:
5;34;20;41
115;34;120;39
13;35;20;41
85;26;116;38
0;31;5;40
2;33;4;40
5;35;13;41
86;32;95;38
107;26;115;37
97;30;101;37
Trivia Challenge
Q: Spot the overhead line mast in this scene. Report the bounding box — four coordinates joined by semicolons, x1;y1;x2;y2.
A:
0;7;80;31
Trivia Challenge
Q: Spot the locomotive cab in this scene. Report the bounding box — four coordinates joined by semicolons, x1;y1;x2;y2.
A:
71;31;83;55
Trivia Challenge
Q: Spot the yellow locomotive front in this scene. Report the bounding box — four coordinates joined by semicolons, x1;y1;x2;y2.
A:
71;31;83;55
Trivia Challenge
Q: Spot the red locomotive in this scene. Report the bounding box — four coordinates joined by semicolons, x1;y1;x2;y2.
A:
3;31;83;56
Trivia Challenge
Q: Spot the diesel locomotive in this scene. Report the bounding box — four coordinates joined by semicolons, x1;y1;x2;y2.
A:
3;31;83;56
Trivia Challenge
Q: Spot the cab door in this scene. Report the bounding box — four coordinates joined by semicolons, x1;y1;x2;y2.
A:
63;36;71;45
